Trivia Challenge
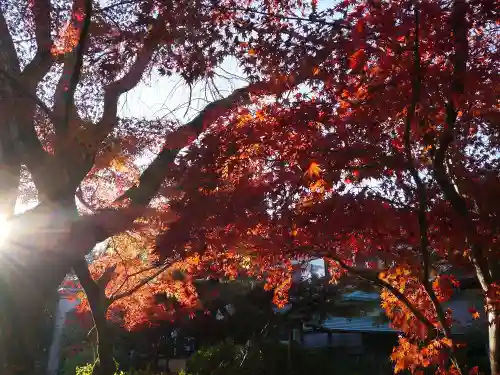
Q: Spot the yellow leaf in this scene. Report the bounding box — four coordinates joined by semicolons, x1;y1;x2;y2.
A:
306;162;322;179
110;156;129;173
190;253;201;265
255;110;265;120
310;179;326;193
441;337;453;347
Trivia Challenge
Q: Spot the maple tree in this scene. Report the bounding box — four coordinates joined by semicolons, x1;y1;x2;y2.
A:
151;1;499;375
0;0;339;373
0;0;497;375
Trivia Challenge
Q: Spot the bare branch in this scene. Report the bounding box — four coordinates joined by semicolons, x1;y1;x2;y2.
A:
109;263;160;298
99;0;138;12
217;5;339;27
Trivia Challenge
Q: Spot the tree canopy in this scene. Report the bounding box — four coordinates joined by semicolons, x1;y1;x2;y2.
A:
0;0;498;374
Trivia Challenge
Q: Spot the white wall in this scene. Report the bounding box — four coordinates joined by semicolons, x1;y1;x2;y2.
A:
47;295;79;375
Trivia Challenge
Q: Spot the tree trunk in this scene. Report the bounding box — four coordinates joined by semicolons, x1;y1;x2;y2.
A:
73;260;116;375
487;299;499;375
0;201;80;373
0;196;141;373
92;313;116;375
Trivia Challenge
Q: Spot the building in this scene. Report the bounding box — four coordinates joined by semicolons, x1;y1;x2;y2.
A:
288;259;487;356
47;285;82;375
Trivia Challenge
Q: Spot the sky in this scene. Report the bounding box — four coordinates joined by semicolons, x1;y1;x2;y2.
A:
119;56;247;123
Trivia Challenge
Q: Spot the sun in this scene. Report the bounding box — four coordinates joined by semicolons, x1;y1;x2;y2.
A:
0;215;11;246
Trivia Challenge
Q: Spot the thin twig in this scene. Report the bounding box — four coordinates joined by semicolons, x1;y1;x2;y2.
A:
110;263;169;302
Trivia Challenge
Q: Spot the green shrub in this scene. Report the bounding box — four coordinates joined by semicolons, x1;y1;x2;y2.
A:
75;363;94;375
61;346;95;375
74;363;156;375
182;339;268;375
182;339;396;375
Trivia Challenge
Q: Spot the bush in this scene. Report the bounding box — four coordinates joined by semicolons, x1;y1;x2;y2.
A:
182;339;395;375
181;339;270;375
61;346;95;375
74;363;156;375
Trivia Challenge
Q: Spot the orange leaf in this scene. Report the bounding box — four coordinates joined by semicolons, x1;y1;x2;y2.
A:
312;66;320;76
472;311;480;320
310;179;326;193
109;156;129;173
306;162;322;179
349;49;366;70
356;20;364;34
441;337;453;347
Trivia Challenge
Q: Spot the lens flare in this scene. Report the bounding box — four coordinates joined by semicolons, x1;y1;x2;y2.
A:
0;215;11;246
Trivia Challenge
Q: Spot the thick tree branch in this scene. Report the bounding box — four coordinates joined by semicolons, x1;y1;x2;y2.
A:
65;0;91;117
95;18;163;146
0;0;54;189
431;0;468;211
0;70;51;160
429;0;491;289
21;0;54;87
0;9;22;217
1;70;55;122
96;264;117;289
53;0;93;137
404;8;463;372
72;78;303;253
115;84;255;206
73;258;116;375
73;258;106;307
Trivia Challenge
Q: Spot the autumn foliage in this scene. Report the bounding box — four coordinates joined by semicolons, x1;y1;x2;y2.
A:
148;0;497;374
0;0;498;374
82;0;498;372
